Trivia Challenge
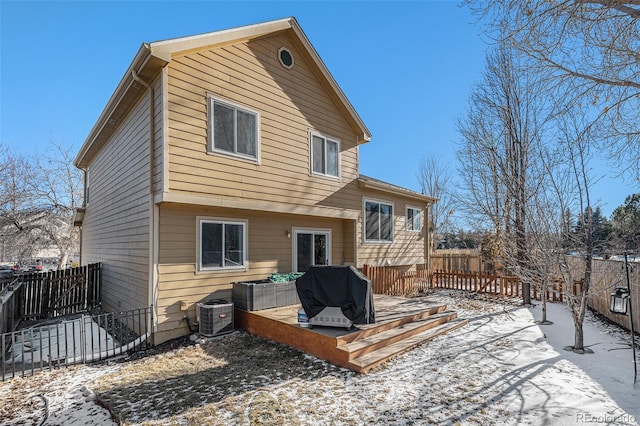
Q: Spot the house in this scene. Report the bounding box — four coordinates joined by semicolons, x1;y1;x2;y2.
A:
73;17;436;343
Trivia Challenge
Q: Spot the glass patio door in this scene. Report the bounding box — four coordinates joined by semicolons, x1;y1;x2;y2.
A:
294;229;331;273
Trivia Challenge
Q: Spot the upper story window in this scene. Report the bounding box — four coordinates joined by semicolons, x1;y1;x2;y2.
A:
406;206;422;232
198;218;247;272
364;199;393;242
208;96;259;161
311;132;340;178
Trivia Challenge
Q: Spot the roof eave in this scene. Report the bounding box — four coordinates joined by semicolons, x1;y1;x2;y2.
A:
74;44;168;169
287;19;371;144
358;176;437;204
149;17;293;60
150;17;371;143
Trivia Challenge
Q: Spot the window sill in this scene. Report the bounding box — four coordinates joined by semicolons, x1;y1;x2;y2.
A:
196;266;248;274
207;149;260;165
310;171;340;182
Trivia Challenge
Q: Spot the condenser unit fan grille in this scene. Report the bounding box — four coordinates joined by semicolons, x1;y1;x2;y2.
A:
197;300;234;337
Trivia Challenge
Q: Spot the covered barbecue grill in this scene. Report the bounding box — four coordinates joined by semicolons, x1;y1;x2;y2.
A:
295;265;375;326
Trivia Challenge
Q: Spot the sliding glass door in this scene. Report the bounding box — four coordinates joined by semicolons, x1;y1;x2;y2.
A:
294;229;331;273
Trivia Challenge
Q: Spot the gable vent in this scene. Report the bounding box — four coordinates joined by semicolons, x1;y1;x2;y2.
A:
278;47;294;69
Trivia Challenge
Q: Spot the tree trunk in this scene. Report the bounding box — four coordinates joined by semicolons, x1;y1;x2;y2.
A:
573;315;584;352
59;253;69;270
540;279;547;323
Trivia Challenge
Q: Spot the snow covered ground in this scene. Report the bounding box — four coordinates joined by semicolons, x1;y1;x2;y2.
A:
1;290;638;425
5;315;117;365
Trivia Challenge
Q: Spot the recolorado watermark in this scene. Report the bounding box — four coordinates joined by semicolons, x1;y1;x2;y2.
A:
576;413;636;424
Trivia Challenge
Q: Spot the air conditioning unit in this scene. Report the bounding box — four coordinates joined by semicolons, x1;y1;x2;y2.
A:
197;299;234;337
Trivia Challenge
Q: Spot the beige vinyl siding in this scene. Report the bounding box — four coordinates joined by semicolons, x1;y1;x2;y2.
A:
154;203;349;342
357;193;427;268
165;33;363;213
152;75;165;194
81;82;160;313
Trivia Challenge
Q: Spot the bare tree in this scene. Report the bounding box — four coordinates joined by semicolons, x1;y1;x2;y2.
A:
467;0;638;351
0;142;82;268
553;104;600;353
416;156;455;253
467;0;640;181
28;142;83;268
525;134;577;324
0;147;36;261
457;44;546;305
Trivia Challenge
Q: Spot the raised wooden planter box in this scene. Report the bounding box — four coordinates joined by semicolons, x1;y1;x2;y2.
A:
233;276;302;312
275;280;300;307
232;280;276;311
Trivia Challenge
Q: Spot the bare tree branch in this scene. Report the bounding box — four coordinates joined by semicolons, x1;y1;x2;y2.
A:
466;0;640;180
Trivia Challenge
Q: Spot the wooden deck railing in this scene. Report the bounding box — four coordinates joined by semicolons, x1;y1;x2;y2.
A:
363;266;568;302
430;270;523;298
364;260;638;335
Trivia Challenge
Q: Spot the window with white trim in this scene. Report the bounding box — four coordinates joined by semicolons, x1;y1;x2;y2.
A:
364;199;393;242
311;132;339;177
208;96;258;160
198;218;247;271
406;207;422;232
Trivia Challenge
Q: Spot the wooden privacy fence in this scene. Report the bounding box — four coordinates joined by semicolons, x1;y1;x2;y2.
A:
362;264;430;295
18;263;101;320
0;263;101;335
0;282;22;337
569;257;640;334
430;250;495;273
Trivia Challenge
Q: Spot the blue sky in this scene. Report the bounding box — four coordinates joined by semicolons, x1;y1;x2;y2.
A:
1;0;636;220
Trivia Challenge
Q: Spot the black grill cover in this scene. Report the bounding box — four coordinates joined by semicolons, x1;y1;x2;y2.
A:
295;265;375;324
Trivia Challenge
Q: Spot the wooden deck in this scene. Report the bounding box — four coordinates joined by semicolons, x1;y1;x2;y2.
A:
234;295;467;373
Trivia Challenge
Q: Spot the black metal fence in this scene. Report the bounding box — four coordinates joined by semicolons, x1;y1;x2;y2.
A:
2;306;153;381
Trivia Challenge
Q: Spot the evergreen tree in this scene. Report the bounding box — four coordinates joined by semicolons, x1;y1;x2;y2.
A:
611;194;640;251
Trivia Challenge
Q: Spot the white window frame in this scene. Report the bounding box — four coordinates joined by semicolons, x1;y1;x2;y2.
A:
309;130;340;179
363;198;394;243
292;228;332;272
207;95;260;162
406;206;422;232
196;217;248;272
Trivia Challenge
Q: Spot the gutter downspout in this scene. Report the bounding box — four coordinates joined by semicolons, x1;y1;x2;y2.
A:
131;69;158;340
77;166;87;268
80;167;87;266
425;203;430;272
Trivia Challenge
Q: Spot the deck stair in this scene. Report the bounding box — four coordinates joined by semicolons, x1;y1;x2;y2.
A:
234;296;467;374
339;310;467;372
